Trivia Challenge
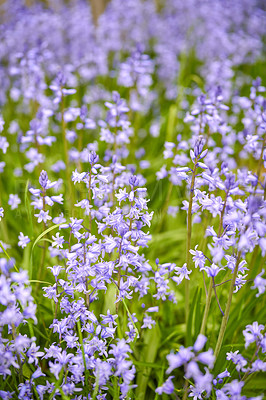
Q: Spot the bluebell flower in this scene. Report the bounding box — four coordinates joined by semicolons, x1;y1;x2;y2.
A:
252;269;266;297
141;314;156;329
8;194;21;210
34;210;52;224
18;232;30;249
190;246;206;270
155;375;175;395
0;136;9;153
0;207;4;221
213;369;230;386
51;233;65;249
226;351;248;372
193;334;207;352
243;322;264;348
39;170;48;189
203;263;224;278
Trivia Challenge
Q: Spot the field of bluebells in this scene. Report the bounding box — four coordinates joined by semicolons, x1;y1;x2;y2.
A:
1;0;266;399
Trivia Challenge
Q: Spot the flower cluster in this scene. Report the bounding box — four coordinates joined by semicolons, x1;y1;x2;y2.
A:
0;0;265;399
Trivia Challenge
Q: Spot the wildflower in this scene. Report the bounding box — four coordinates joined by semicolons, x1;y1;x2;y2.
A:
203;263;224;278
252;269;266;297
34;210;52;223
39;170;48;189
0;136;9;153
155;376;174;395
141;314;156;329
190;245;206;270
8;194;21;210
52;232;65;249
18;232;30;249
243;322;264;348
72;169;86;184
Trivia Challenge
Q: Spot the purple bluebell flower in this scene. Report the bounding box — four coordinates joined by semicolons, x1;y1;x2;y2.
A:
8;194;21;210
243;322;264;348
155;375;174;395
34;210;52;224
252;269;266;297
18;232;30;249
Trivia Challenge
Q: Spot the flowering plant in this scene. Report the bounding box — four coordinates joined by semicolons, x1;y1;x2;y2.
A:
0;0;266;399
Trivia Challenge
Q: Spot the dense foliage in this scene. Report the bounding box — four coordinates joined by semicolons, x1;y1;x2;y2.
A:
0;0;266;399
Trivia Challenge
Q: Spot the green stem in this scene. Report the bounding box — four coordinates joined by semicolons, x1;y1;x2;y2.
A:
212;277;224;316
54;283;59;320
12;324;23;383
214;252;241;359
88;166;92;232
0;177;9;243
77;319;89;393
83;242;90;309
241;345;260;382
156;182;173;233
254;133;266;194
200;191;228;335
49;367;64;400
182;380;189;400
218;191;229;237
77;126;85;172
200;280;213;335
185;163;197;323
0;242;18;272
37;189;47;286
61;92;74;214
116;241;123;313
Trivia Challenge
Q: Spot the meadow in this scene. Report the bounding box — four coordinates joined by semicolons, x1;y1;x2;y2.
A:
0;0;266;399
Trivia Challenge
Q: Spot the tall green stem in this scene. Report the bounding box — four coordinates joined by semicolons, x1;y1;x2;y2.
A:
77;319;89;393
156;182;173;233
37;189;47;289
0;177;9;242
12;324;23;383
200;191;228;335
214;252;241;359
254;133;266;193
77;125;85;172
88;166;92;232
61;93;74;214
182;380;189;400
185;163;197;323
200;280;212;335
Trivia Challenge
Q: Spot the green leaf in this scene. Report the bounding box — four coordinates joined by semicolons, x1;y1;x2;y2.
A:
28;322;49;340
133;360;164;369
49;368;64;400
22;363;32;379
151;228;186;244
160;330;183;347
166;104;178;142
37;238;53;245
136;324;161;399
58;387;71;400
29;280;52;285
0;241;18;272
32;223;63;252
154;362;166;400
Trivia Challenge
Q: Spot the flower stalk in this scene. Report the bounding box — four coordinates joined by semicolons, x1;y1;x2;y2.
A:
214;252;241;359
185;162;197;323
